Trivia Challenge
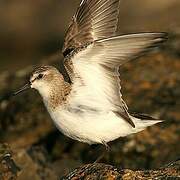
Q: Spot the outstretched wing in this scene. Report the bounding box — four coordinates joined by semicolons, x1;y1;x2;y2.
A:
62;0;121;57
66;33;167;127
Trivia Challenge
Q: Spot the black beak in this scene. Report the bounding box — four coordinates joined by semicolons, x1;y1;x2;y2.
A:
13;83;31;96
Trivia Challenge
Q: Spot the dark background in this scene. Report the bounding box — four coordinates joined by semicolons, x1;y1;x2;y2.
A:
0;0;180;71
0;0;179;178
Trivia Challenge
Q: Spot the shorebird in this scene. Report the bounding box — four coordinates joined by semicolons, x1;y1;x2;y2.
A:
14;0;167;150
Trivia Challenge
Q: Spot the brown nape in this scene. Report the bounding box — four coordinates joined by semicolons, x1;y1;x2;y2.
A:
45;70;71;110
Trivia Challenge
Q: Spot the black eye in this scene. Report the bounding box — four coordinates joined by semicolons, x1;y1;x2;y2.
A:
37;74;44;80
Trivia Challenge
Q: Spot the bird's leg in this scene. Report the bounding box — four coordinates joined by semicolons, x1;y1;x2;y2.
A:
94;141;110;163
103;141;110;152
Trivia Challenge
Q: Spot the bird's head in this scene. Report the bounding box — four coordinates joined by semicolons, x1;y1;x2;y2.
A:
13;65;64;99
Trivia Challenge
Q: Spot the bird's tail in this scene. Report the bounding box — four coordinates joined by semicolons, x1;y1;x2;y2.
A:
129;112;163;132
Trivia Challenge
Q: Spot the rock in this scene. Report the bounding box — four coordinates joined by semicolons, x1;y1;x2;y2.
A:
14;147;58;180
0;143;20;180
61;161;180;180
0;143;179;180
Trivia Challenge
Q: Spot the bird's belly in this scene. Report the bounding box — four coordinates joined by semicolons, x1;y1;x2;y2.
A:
49;108;137;144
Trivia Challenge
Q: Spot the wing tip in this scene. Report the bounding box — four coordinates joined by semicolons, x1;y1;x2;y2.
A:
152;32;169;43
129;112;164;122
114;111;136;128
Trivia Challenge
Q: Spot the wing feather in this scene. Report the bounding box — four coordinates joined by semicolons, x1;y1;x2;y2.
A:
62;0;121;57
66;33;167;127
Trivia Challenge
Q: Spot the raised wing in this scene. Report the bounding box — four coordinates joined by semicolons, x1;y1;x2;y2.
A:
62;0;120;57
67;33;167;127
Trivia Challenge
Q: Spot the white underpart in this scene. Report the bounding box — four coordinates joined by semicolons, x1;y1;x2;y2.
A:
49;108;160;144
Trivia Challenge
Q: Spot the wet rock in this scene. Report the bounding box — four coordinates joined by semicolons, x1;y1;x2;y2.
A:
61;161;180;180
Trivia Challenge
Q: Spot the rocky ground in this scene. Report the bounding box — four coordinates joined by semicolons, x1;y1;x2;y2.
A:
0;33;180;179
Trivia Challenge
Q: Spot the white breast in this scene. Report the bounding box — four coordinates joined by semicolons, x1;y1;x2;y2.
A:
47;105;158;145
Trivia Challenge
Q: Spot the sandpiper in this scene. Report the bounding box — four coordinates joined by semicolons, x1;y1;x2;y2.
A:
14;0;167;149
